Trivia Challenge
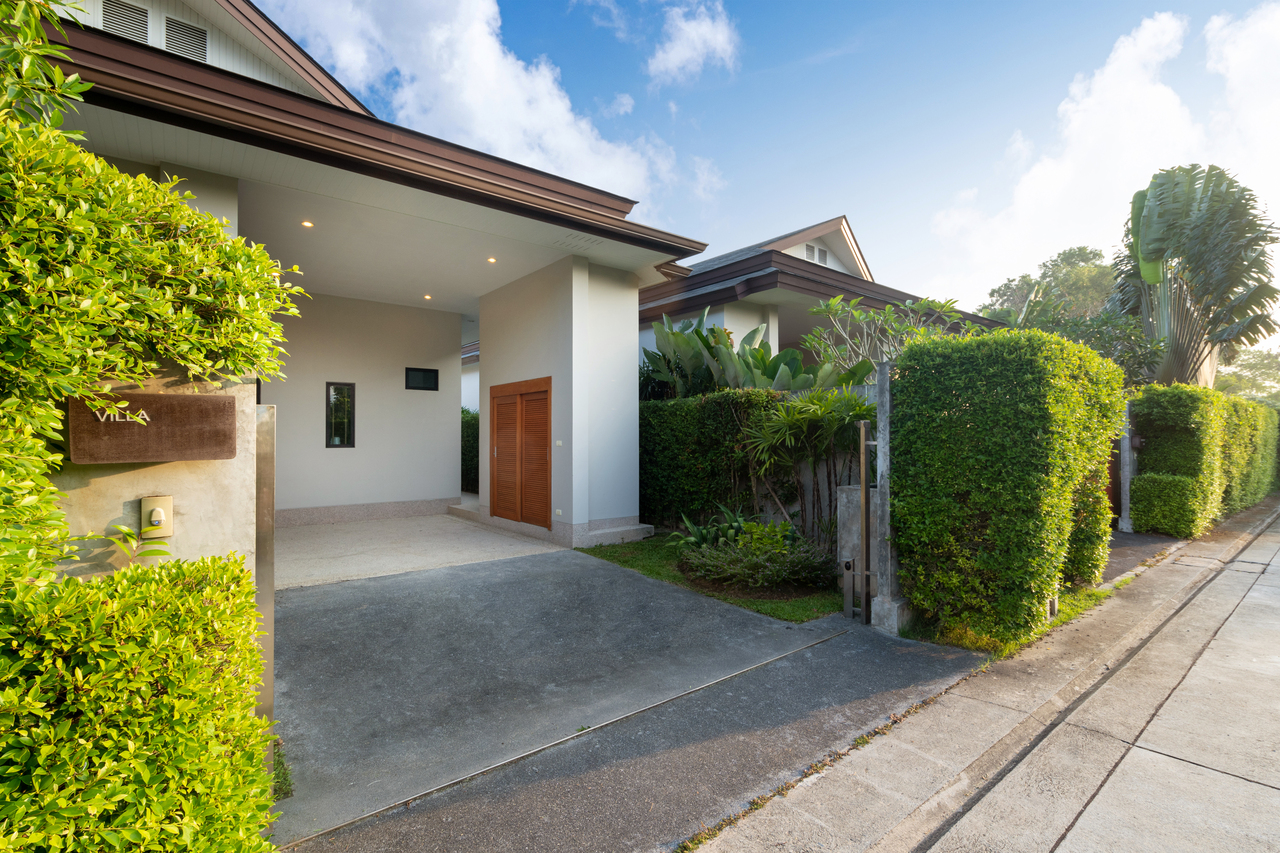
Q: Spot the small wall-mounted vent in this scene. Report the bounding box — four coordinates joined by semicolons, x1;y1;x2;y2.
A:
165;17;208;62
804;244;829;265
818;247;828;265
101;0;149;44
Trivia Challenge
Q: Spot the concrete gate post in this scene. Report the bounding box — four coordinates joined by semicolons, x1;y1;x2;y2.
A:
1119;401;1135;533
871;361;913;635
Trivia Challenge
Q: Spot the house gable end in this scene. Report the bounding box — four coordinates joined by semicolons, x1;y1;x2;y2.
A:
68;0;370;113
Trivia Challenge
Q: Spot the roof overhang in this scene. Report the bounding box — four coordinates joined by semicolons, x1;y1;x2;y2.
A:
49;22;707;262
639;251;999;327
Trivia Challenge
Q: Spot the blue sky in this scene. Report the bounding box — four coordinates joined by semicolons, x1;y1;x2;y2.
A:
261;0;1280;311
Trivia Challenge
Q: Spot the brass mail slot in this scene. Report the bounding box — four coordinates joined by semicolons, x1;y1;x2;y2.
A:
67;393;237;464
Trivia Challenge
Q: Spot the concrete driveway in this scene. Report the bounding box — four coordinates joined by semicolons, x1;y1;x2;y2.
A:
270;546;848;845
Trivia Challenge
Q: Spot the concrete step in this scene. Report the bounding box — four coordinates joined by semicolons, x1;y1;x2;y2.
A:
578;524;654;548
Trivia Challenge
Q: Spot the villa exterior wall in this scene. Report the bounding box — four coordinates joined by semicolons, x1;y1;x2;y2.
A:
260;293;461;522
587;263;641;525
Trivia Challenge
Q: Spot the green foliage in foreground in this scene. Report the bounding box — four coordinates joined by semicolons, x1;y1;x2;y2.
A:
678;537;833;589
579;538;841;624
892;330;1125;644
0;556;274;850
0;114;303;576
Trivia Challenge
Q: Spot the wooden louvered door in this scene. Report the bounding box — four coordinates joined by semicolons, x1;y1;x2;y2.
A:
489;378;552;529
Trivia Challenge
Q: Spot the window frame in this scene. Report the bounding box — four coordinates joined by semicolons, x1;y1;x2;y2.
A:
405;367;439;391
325;382;356;448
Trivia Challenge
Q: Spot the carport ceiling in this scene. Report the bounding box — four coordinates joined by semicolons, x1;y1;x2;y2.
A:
71;102;675;315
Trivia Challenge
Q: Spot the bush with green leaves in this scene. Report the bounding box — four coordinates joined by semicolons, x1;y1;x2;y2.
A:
0;556;273;850
678;535;833;589
639;389;780;526
461;407;479;494
0;4;301;845
892;330;1125;643
1130;384;1277;537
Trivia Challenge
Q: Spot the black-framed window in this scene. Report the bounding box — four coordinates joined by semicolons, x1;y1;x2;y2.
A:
405;367;439;391
326;382;355;448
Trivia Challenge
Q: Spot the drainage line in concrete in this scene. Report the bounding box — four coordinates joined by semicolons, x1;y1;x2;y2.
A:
280;625;854;849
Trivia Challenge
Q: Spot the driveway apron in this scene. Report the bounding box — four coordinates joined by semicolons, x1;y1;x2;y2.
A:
270;549;846;844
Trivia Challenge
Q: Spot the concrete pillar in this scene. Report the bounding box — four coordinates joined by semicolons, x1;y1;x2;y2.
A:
765;304;780;353
1119;401;1135;533
837;485;878;598
871;361;913;634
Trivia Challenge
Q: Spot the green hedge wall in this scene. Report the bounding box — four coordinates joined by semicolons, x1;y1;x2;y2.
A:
461;407;479;494
0;556;275;851
1130;384;1278;537
892;330;1125;642
639;389;780;526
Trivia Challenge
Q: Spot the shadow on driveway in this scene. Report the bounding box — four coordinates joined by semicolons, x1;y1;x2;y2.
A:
271;550;849;844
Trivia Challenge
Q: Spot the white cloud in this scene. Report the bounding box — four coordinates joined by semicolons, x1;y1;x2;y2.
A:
573;0;629;41
259;0;724;209
692;156;725;200
924;7;1280;310
668;100;679;119
931;13;1199;305
602;92;635;117
646;1;740;87
1002;130;1033;169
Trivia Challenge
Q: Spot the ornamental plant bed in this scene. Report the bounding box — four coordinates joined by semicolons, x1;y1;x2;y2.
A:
579;537;842;623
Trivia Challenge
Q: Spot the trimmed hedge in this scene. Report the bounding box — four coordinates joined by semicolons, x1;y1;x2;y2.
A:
892;330;1125;642
639;389;780;526
1130;384;1278;537
0;556;275;850
461;407;479;494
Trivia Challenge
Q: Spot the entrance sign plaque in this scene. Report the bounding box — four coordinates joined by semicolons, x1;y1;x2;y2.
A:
67;393;237;464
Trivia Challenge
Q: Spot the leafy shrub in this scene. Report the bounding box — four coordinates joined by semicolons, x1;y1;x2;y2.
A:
1130;384;1277;536
892;330;1125;643
736;520;797;556
0;556;275;850
679;537;833;589
667;504;753;548
461;407;479;493
639;389;780;526
1130;473;1206;539
1063;463;1113;586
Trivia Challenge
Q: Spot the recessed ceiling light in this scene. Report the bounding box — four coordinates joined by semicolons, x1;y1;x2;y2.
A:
424;295;432;300
487;257;496;263
301;221;314;228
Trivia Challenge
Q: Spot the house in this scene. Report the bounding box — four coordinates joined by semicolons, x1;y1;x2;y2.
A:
638;216;992;357
50;0;705;550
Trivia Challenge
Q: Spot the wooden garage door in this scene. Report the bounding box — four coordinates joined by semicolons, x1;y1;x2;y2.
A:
490;378;552;529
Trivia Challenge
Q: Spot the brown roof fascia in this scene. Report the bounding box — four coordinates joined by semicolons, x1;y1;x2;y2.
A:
52;26;707;259
640;251;998;327
211;0;372;115
757;216;847;252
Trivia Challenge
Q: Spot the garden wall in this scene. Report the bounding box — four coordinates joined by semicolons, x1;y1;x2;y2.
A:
891;330;1125;642
1130;384;1278;538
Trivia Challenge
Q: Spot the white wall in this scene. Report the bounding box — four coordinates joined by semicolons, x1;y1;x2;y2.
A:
479;257;576;532
461;362;480;411
780;235;852;274
480;255;644;543
260;293;461;515
587;264;641;524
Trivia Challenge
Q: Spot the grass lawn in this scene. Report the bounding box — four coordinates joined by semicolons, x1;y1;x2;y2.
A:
578;536;843;624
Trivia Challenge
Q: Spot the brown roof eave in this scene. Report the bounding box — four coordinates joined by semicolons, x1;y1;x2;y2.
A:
52;25;707;260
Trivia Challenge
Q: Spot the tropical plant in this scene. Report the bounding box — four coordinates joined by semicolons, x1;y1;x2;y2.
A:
678;536;833;589
667;504;754;548
743;387;876;547
0;0;90;129
802;296;981;372
643;308;872;398
1107;164;1279;387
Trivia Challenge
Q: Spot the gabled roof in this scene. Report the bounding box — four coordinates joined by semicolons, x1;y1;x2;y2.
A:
688;215;874;281
208;0;371;114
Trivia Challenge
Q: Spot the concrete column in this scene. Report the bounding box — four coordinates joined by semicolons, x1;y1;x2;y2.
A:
570;255;591;526
1119;400;1135;533
837;485;878;597
871;361;913;634
765;304;780;353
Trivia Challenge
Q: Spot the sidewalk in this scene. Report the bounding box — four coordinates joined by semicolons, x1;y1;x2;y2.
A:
703;497;1280;853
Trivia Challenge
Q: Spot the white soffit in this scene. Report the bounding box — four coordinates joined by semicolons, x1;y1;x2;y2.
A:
70;103;672;313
